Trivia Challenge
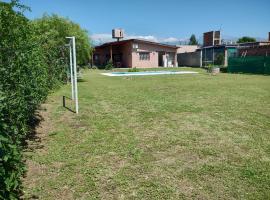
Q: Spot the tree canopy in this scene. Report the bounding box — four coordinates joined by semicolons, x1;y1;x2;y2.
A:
188;34;198;45
237;36;256;43
32;14;93;66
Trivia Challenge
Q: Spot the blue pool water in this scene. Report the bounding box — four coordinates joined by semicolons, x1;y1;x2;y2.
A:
102;71;198;76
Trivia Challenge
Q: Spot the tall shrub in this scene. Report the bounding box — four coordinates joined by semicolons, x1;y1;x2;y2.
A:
32;15;93;87
0;1;93;198
0;1;48;198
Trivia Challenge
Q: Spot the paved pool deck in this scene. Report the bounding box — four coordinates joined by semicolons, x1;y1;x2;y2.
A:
101;71;198;77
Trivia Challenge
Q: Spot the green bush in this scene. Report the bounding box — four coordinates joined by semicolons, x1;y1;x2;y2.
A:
0;1;48;198
128;67;140;72
215;53;225;66
105;60;114;70
206;64;214;73
0;1;92;198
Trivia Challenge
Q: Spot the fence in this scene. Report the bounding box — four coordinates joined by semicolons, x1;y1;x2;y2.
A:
228;56;270;75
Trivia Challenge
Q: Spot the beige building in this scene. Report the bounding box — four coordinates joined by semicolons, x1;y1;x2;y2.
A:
94;39;178;68
176;45;198;54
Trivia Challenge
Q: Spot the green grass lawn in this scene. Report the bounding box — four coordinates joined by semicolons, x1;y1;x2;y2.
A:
24;68;270;199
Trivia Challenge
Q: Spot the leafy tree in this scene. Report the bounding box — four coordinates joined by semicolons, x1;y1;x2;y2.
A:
237;36;256;43
32;14;93;66
189;34;198;45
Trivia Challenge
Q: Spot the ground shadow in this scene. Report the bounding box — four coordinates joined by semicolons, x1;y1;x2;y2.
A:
22;110;45;152
21;106;47;199
63;96;76;113
77;78;87;82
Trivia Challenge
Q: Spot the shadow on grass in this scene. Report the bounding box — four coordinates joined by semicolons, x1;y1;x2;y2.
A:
22;111;44;152
228;71;270;76
63;96;76;113
21;107;47;199
21;95;76;198
77;78;87;82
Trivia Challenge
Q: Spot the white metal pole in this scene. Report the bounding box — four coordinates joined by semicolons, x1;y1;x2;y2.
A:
72;37;79;114
69;43;75;100
213;48;214;65
200;50;203;67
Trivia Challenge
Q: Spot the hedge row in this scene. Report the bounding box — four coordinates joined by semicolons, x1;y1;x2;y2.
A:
0;1;91;199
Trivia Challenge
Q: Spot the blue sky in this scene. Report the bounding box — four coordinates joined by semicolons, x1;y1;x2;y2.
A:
16;0;270;44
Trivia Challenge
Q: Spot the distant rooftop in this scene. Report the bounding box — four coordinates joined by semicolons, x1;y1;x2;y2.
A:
95;39;178;49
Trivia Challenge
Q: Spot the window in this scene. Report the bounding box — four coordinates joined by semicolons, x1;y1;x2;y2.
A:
133;43;139;49
94;54;99;61
139;52;150;60
113;54;122;62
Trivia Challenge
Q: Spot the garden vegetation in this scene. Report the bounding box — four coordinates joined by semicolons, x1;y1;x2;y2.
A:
0;1;92;198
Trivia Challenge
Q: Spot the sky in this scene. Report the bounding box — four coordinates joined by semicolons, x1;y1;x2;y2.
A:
14;0;270;44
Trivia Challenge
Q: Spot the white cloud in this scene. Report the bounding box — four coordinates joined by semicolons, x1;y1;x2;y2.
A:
91;33;188;45
126;35;158;42
160;37;179;43
91;33;114;44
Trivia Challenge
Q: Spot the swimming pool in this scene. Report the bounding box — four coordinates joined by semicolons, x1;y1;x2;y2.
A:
101;71;198;76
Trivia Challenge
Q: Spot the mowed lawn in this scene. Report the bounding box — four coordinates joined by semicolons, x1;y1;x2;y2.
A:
24;68;270;199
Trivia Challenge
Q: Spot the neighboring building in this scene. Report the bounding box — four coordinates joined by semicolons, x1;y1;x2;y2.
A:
203;31;221;47
238;43;270;57
202;32;270;65
178;51;202;67
238;41;270;47
201;45;238;66
177;31;235;67
238;45;270;57
178;44;238;67
176;45;198;54
93;39;178;68
201;30;237;66
237;33;270;57
176;45;201;67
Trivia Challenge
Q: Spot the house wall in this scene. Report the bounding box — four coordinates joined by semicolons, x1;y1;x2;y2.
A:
203;31;214;47
132;51;159;68
203;31;221;47
176;45;198;54
120;42;132;67
178;51;202;67
238;45;270;56
94;43;132;67
94;46;110;66
94;40;177;68
131;41;177;68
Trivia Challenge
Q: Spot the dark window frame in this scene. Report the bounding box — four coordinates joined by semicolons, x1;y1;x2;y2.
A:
139;52;150;61
94;54;99;61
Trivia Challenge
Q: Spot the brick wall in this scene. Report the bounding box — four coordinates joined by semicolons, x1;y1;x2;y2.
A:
203;31;214;47
239;45;270;56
